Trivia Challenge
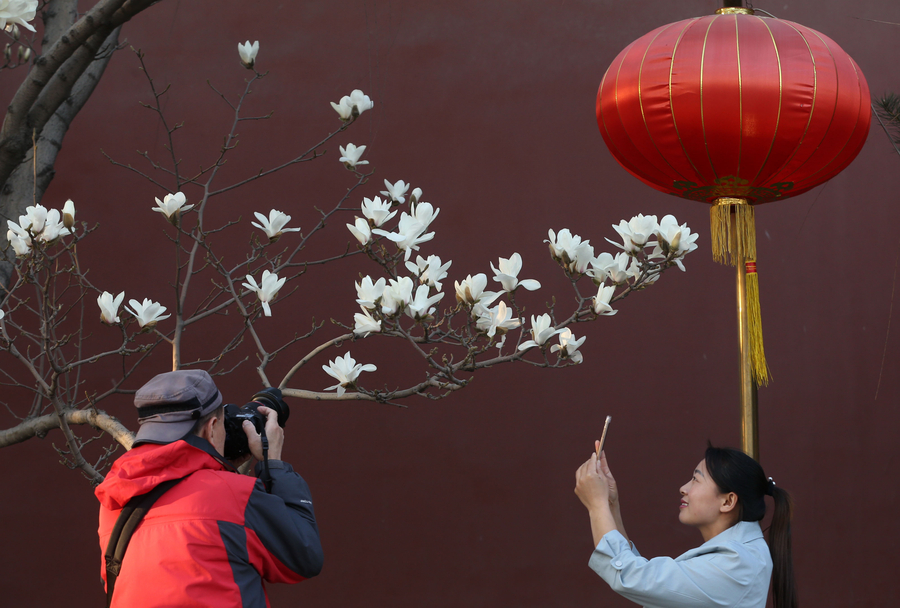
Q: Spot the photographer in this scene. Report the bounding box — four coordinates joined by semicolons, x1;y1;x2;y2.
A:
95;370;323;607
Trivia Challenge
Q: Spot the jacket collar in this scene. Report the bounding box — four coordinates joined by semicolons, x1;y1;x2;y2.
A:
676;521;765;560
181;433;238;473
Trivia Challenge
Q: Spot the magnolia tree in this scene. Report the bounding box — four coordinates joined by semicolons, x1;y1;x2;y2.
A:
0;8;699;484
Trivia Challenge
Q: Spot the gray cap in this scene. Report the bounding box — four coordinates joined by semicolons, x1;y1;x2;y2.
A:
133;370;223;445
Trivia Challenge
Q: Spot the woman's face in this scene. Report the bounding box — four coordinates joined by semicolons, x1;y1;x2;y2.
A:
679;459;731;532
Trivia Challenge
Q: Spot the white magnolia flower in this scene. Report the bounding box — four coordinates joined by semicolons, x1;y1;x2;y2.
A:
411;202;439;230
62;199;76;230
517;314;564;351
251;209;301;242
0;309;4;321
608;214;659;253
347;217;372;245
406;254;451;290
7;230;31;256
570;241;595;273
491;252;541;292
360;196;396;227
545;228;594;273
7;219;29;241
17;204;47;234
330;90;374;121
372;212;434;261
380;179;410;205
353;308;381;337
339;143;369;168
125;298;171;328
242;270;286;317
238;40;259;68
37;208;70;243
454;273;500;308
474;301;521;338
348;89;374;114
97;291;125;324
0;0;38;33
545;228;578;260
152;192;193;224
589;251;630;284
406;284;444;321
551;328;586;364
654;214;699;270
592;283;617;316
322;351;376;396
330;97;354;121
381;276;414;316
410;187;423;205
356;276;386;310
8;205;70;243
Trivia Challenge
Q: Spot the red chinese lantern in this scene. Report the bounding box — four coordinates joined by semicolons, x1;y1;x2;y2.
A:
597;7;870;386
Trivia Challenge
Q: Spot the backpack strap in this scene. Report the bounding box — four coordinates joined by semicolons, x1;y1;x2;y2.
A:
103;477;186;607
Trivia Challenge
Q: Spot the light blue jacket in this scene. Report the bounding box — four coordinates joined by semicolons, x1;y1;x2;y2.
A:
589;521;773;608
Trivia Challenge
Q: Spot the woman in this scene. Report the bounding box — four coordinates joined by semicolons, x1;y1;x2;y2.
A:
575;443;797;608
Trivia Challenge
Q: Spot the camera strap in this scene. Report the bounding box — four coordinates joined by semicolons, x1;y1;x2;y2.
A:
104;476;187;607
260;427;273;493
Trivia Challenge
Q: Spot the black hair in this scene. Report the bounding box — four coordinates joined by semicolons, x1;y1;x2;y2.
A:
705;445;798;608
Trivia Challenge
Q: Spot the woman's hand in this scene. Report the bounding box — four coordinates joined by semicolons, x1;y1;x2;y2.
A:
575;451;610;511
597;443;620;508
575;449;620;547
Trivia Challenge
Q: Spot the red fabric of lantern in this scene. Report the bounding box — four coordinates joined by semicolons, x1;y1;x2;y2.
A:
597;13;870;205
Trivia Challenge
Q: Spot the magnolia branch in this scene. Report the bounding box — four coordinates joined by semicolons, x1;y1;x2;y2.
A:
0;407;134;450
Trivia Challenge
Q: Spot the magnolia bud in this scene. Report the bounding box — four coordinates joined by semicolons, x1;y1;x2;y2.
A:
4;44;10;62
669;231;681;251
19;47;31;62
62;199;75;230
10;24;20;41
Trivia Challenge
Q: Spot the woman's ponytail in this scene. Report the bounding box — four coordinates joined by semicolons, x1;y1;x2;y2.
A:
705;446;798;608
768;484;797;608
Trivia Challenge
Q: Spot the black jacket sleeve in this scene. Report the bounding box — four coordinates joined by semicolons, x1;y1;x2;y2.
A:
242;460;324;581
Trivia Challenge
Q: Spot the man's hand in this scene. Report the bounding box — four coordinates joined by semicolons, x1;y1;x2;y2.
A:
243;405;284;461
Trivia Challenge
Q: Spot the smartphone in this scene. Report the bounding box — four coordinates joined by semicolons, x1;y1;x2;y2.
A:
596;415;612;458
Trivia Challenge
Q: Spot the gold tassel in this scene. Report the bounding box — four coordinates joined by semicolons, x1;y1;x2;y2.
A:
744;260;770;386
710;197;756;266
711;198;770;386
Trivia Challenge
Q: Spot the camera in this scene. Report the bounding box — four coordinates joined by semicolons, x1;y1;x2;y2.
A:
223;387;290;460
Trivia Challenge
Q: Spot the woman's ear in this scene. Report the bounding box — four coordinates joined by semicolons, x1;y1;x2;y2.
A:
720;492;738;514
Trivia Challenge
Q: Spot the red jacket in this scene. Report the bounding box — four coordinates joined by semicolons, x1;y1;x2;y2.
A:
96;435;323;607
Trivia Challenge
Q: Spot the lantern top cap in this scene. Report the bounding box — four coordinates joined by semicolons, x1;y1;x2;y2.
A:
715;7;754;15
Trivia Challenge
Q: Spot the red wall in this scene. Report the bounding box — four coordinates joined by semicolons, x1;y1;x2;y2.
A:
2;1;898;606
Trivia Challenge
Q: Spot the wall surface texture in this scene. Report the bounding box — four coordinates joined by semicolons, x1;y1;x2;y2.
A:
1;1;898;606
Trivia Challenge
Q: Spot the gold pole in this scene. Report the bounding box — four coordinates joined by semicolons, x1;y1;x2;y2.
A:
736;254;760;460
